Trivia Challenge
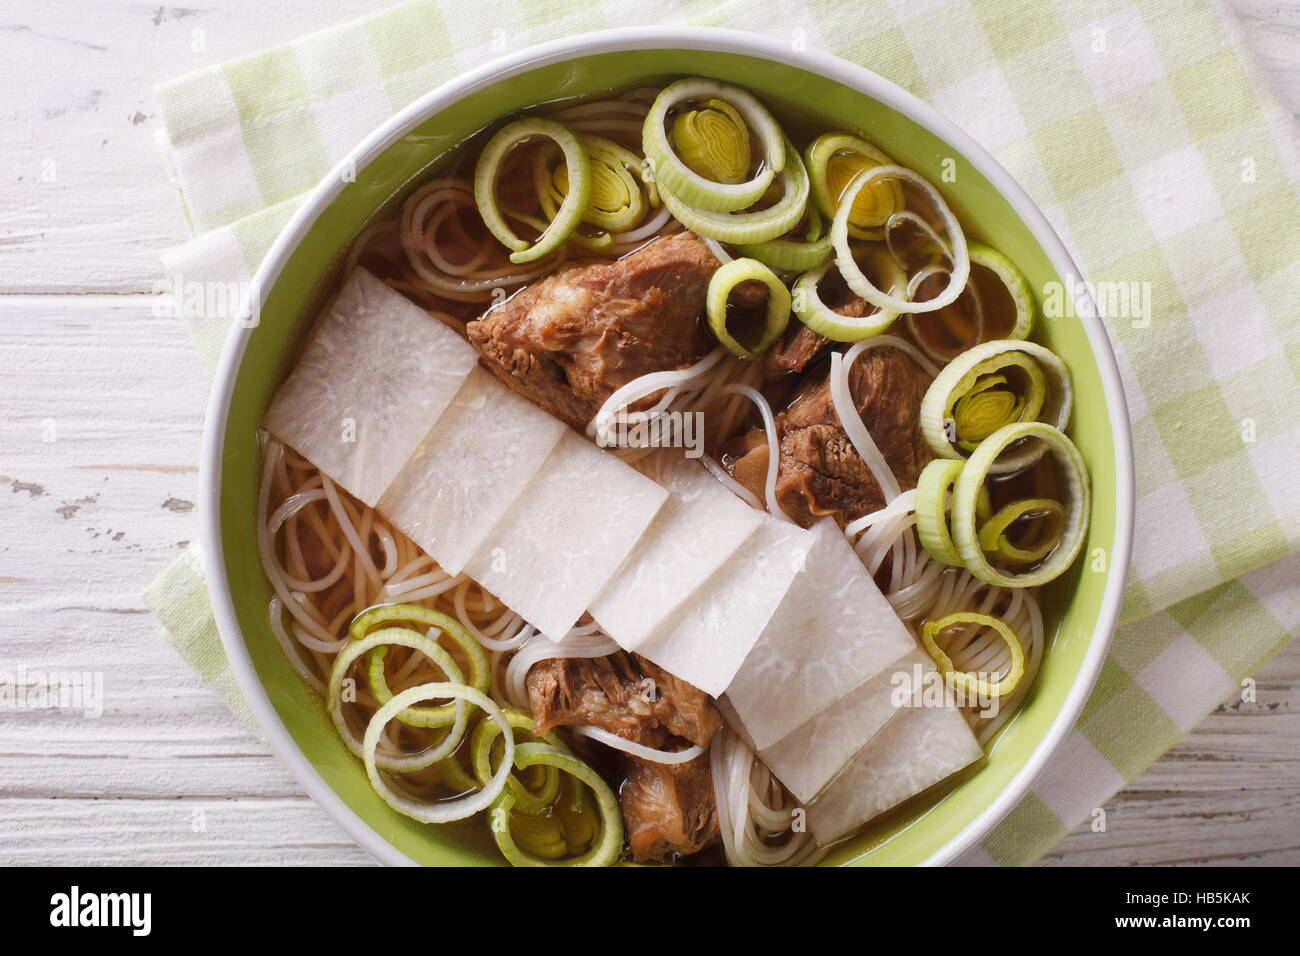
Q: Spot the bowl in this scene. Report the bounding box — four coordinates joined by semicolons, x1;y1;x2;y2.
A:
200;26;1135;866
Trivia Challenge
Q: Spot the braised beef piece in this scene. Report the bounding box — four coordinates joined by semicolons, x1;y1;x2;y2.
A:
465;232;720;429
526;651;722;862
619;752;719;863
526;651;720;748
763;321;830;380
763;280;875;381
723;345;932;528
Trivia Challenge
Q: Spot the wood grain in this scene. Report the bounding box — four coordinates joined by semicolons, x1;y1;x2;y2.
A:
0;0;1297;867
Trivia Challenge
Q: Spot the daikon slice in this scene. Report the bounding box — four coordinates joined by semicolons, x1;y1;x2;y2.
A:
635;515;812;697
806;664;983;845
463;429;668;641
754;647;927;803
722;518;917;750
378;367;568;575
589;451;764;650
262;267;479;506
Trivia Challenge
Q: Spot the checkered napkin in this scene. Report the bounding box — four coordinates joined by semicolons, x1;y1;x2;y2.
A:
145;0;1300;865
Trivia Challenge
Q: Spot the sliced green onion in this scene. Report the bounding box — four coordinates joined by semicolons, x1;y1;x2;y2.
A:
733;206;832;272
706;257;792;358
657;139;809;245
915;458;966;567
364;682;514;824
673;98;750;185
328;626;468;773
474;117;591;264
470;707;563;815
968;242;1033;340
919;339;1072;473
806;132;903;240
503;810;568;860
359;605;490;728
951;372;1030;448
831;164;969;314
536;134;649;235
791;247;904;341
643;78;785;212
489;742;623;867
921;612;1025;698
436;753;479;794
905;241;1035;359
978;497;1066;565
951;422;1090;588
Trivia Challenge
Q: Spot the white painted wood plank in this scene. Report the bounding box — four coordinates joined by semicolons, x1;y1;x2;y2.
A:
0;0;403;293
0;798;375;866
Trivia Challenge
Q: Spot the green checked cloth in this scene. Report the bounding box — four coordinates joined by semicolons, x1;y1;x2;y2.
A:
145;0;1300;866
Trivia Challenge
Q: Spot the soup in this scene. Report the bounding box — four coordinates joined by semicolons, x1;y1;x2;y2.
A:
255;77;1089;866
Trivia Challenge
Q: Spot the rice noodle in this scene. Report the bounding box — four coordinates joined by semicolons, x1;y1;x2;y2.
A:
399;178;560;300
571;726;706;765
503;627;620;710
710;726;826;866
717;383;793;522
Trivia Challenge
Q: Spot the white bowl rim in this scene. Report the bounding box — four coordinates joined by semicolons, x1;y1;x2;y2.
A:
200;25;1136;868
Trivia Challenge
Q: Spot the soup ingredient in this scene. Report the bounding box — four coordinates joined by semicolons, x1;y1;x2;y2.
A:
921;611;1025;698
364;682;520;824
536;134;650;235
949;421;1090;588
643;77;785;212
329;625;472;772
805;662;983;844
831;165;970;315
466;232;719;429
355;604;491;728
905;241;1034;359
724;345;932;529
792;251;905;342
489;742;624;867
914;458;966;567
526;650;720;748
378;366;568;575
588;452;763;650
763;318;833;379
732;206;833;273
748;647;932;803
722;518;918;750
475;117;592;264
262;267;478;507
806;132;903;240
672;98;750;185
657;139;810;244
762;286;878;379
619;751;719;862
463;429;668;640
470;707;564;814
705;257;792;359
635;514;810;696
978;498;1065;565
919;338;1073;473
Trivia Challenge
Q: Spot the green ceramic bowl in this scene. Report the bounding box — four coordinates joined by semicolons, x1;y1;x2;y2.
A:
201;28;1135;866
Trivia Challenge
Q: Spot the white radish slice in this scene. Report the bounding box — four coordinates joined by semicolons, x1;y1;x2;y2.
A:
806;662;983;845
463;429;668;641
635;515;813;697
751;647;927;804
378;367;568;575
262;267;479;507
722;518;917;751
589;451;764;650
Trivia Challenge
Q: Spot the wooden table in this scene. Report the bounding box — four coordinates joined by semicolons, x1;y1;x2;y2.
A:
1;0;1297;866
